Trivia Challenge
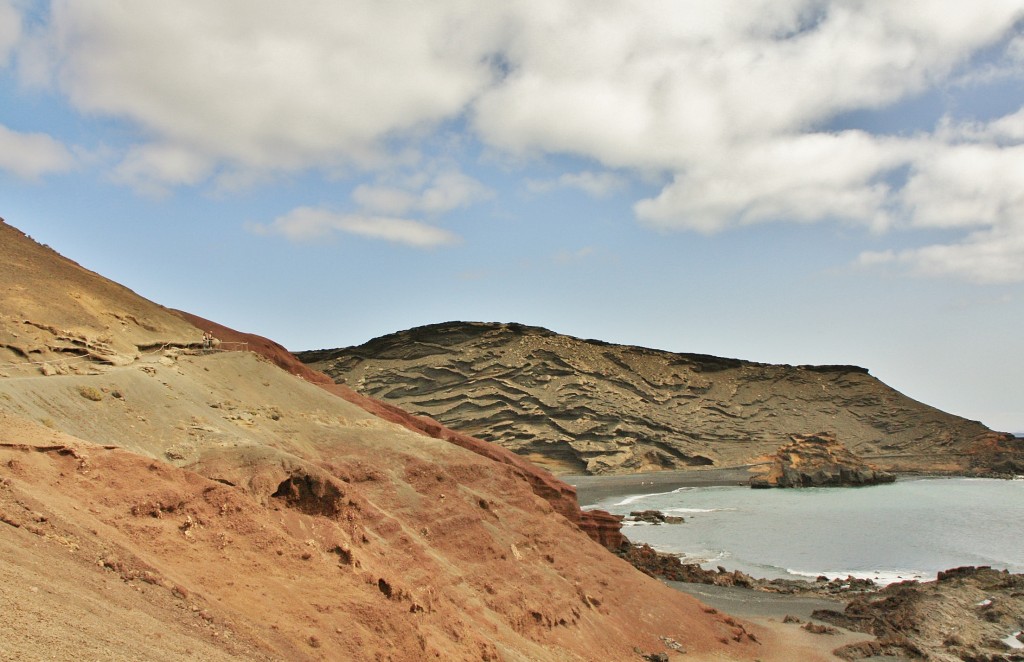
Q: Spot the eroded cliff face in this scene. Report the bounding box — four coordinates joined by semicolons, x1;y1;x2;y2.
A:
299;321;1013;476
749;432;896;488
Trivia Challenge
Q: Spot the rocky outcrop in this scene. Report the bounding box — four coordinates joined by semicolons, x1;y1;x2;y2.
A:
620;543;757;588
579;509;628;549
619;543;880;597
815;566;1024;661
627;510;685;524
298;321;1013;476
749;433;896;488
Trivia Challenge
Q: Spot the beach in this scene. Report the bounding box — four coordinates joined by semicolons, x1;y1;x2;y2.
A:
564;466;756;506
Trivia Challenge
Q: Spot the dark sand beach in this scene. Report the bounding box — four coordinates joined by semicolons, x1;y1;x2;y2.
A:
565;466;757;506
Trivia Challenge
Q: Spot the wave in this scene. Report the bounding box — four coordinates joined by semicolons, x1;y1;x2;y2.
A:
663;507;737;514
786;568;927;586
610;486;690;507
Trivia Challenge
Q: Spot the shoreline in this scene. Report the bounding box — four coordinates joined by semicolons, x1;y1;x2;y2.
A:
665;580;846;620
564;466;756;506
564;467;1018;507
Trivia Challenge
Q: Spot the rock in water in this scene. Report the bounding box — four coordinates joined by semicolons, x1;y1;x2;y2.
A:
749;432;896;488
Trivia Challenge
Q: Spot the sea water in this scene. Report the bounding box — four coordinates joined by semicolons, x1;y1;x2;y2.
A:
587;477;1024;584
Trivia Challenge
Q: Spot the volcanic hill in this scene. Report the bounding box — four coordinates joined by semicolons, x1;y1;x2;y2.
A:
299;321;1020;476
2;217;833;660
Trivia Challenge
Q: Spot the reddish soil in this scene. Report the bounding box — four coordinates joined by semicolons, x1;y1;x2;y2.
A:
0;216;857;660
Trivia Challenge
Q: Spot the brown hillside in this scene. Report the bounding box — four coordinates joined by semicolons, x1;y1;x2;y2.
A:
299;321;1018;476
0;219;199;369
1;216;827;660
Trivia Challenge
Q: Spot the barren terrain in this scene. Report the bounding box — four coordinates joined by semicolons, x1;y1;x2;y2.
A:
2;217;849;660
299;321;1022;476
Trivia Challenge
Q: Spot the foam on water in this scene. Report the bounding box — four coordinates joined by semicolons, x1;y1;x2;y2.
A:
663;507;736;514
787;568;927;586
610;486;689;507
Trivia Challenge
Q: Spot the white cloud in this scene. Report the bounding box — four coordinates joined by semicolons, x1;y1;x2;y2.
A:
250;206;459;248
0;123;75;178
419;171;493;214
474;1;1024;169
353;170;492;216
0;0;19;67
860;226;1024;284
110;143;213;196
860;139;1024;283
901;144;1024;230
351;185;419;217
21;1;1024;282
635;131;914;233
528;171;626;198
41;1;504;170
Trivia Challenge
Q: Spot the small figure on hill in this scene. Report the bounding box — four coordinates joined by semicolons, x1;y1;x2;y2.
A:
202;331;212;351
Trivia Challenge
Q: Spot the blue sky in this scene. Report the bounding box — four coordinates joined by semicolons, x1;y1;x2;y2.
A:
2;1;1023;432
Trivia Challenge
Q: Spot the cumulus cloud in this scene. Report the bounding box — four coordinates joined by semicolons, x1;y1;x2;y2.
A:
901;144;1024;230
860;227;1024;284
0;124;75;178
110;143;213;196
353;170;491;216
860;138;1024;283
39;1;502;170
474;1;1023;169
21;1;1024;281
635;131;915;233
250;206;459;248
527;171;626;198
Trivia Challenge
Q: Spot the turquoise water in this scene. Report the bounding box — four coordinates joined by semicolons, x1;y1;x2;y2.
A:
588;477;1024;584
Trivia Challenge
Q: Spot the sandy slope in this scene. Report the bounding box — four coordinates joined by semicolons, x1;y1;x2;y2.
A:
0;353;791;661
0;216;855;660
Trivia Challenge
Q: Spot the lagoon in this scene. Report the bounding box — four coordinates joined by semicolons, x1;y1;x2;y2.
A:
587;477;1024;584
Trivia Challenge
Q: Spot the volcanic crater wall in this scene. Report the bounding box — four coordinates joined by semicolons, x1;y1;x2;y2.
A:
300;321;1000;475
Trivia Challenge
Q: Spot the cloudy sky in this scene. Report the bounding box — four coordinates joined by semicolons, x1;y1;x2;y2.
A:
2;1;1023;432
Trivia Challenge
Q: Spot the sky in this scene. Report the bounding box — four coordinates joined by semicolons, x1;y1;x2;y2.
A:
1;1;1023;433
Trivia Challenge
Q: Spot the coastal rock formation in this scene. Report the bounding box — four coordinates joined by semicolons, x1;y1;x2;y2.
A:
814;566;1024;661
749;433;896;488
0;218;770;661
621;543;756;588
298;321;1018;476
628;510;686;524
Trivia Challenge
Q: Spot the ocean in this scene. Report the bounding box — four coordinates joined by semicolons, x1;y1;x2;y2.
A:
587;477;1024;584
